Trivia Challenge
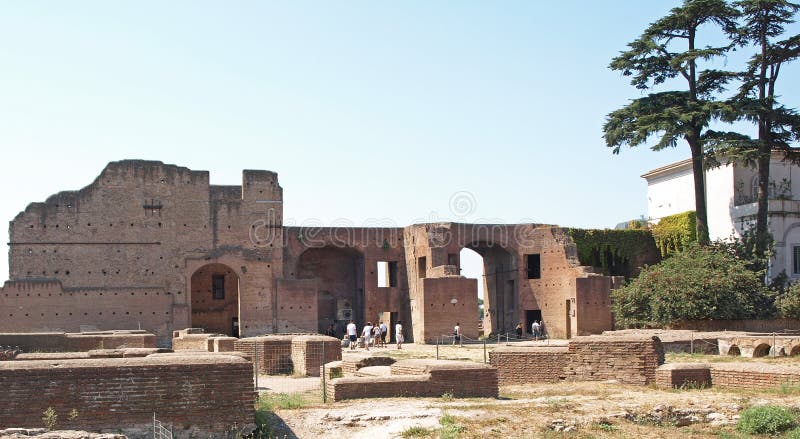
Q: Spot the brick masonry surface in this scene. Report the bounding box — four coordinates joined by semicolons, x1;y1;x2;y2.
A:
0;331;155;353
326;359;498;401
490;346;569;384
0;353;254;436
657;362;800;390
490;336;665;386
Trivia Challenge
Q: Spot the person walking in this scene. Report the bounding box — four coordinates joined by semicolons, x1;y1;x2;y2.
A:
395;320;404;349
362;321;373;351
346;319;357;350
453;322;462;347
373;323;383;348
532;320;541;340
515;322;523;340
379;321;388;346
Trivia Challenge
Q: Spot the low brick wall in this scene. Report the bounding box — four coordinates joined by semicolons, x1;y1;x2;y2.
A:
490;336;665;386
291;335;341;377
656;362;800;390
234;336;294;374
564;335;664;385
711;363;800;389
490;346;569;385
0;331;156;352
0;353;254;437
327;359;497;401
655;363;712;388
341;355;396;375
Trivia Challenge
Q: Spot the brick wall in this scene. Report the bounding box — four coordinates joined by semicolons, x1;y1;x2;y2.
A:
0;354;254;436
490;336;664;386
489;346;569;384
0;331;155;353
326;359;497;401
563;335;664;385
290;335;341;377
234;335;294;374
655;364;712;388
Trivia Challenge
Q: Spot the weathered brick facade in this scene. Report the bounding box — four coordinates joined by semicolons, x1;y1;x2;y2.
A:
490;346;570;384
0;354;254;437
2;160;620;344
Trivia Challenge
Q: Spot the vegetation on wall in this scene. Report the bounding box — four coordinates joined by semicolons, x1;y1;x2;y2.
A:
651;211;697;257
567;228;658;277
612;244;774;328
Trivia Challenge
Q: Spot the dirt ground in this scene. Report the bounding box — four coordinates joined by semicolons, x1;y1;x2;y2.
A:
263;340;800;439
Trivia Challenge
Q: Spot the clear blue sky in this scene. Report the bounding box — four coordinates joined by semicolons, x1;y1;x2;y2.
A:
1;1;798;285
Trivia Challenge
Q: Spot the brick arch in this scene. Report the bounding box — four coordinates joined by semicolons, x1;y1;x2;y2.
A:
190;263;239;336
727;345;741;356
791;345;800;356
462;241;517;337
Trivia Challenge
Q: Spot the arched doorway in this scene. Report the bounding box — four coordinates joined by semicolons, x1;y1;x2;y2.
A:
190;263;240;336
462;242;516;336
297;247;365;335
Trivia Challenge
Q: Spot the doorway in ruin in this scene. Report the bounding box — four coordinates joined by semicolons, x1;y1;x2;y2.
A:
460;243;517;337
190;263;240;336
296;247;365;334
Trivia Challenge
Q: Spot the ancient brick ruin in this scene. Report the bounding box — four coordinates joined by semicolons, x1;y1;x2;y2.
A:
2;160;620;345
490;335;665;386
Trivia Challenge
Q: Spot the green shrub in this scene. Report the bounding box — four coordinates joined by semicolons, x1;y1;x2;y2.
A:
651;211;697;257
612;244;774;327
785;427;800;438
400;425;433;438
780;282;800;320
737;405;796;435
439;413;465;439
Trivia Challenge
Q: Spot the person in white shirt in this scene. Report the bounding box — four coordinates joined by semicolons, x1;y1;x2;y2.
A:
395;321;404;349
379;321;388;346
346;320;357;350
532;320;541;340
373;324;382;348
362;322;374;351
453;322;462;347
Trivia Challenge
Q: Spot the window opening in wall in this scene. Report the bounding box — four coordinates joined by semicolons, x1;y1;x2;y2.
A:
526;254;541;279
212;275;225;300
388;261;398;287
377;261;388;287
793;246;800;275
418;257;427;278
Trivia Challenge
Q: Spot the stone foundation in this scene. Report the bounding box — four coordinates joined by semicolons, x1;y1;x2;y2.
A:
490;346;569;384
0;331;156;353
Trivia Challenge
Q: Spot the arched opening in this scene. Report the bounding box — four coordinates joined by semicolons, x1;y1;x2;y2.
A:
753;343;771;358
728;345;741;356
297;247;365;335
190;263;240;336
790;345;800;356
461;242;516;336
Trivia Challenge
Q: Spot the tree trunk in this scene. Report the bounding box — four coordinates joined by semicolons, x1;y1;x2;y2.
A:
754;6;771;258
690;140;710;245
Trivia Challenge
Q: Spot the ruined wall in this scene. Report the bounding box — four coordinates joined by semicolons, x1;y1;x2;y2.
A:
5;160;619;344
326;359;498;401
564;335;664;385
0;330;155;352
414;277;478;342
233;336;293;374
657;362;800;390
489;346;569;385
290;335;341;377
574;277;614;336
0;354;254;436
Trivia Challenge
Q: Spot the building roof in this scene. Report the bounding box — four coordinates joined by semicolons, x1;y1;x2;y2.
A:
640;158;693;181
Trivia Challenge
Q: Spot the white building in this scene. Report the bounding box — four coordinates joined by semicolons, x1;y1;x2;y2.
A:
643;154;800;280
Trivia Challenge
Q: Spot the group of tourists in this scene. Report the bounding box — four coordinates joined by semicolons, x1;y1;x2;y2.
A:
345;319;404;350
515;320;546;340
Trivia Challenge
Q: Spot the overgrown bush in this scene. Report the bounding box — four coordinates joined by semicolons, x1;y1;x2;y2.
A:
737;405;796;435
612;244;774;327
780;282;800;320
651;210;697;257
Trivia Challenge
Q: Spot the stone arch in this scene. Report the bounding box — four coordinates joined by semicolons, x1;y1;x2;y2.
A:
753;343;771;358
728;345;741;356
790;345;800;356
190;263;240;336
